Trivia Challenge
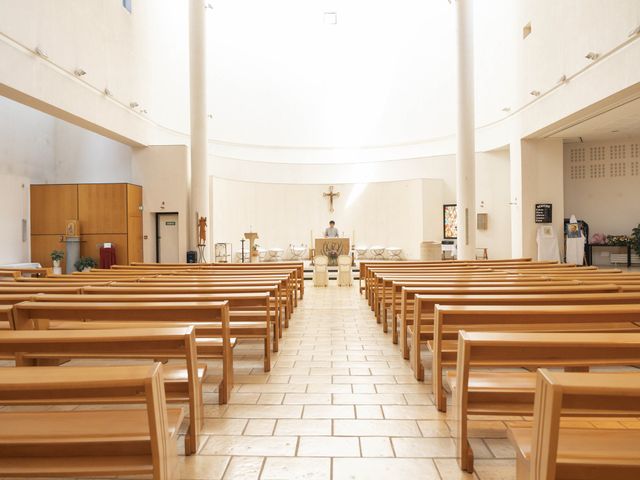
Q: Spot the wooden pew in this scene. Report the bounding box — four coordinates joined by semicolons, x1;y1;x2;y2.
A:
0;363;181;479
13;300;235;404
85;284;284;339
0;327;203;455
508;369;640;480
433;303;640;409
36;292;274;370
403;283;619;362
453;331;640;473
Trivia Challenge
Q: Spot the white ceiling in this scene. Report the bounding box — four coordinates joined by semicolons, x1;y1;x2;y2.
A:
549;97;640;143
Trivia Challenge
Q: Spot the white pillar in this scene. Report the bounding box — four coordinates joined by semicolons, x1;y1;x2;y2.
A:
189;0;209;256
454;0;476;260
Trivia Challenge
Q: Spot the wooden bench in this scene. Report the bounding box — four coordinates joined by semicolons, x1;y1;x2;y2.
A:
36;292;274;370
0;327;203;455
508;369;640;480
412;290;640;382
453;331;640;472
403;283;619;363
433;303;640;411
12;301;235;404
0;363;182;479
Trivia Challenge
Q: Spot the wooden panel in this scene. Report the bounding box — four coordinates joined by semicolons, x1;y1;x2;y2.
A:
30;185;78;235
81;234;128;267
30;235;65;269
78;184;127;234
127;184;143;264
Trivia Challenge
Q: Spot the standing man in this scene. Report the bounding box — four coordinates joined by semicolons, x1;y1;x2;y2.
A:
324;220;340;238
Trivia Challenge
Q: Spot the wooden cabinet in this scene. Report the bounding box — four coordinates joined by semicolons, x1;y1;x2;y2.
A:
30;183;143;267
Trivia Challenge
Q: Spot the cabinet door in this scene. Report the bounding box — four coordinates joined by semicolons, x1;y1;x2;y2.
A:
30;185;78;234
126;184;143;263
78;184;127;234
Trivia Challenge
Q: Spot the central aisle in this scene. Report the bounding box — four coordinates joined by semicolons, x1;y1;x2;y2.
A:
180;284;515;480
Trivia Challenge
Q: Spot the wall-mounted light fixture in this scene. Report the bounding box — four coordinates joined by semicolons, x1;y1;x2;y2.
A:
585;52;599;60
205;3;213;9
501;107;511;112
628;25;640;37
557;74;567;83
74;68;87;77
530;90;541;97
140;109;148;114
104;88;113;97
208;113;213;119
34;46;48;58
129;102;139;108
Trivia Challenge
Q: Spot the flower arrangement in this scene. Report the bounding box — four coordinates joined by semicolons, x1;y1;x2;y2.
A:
74;256;97;272
632;224;640;257
605;235;630;247
50;250;64;262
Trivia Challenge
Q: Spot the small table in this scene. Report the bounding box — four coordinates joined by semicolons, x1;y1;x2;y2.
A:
586;244;631;267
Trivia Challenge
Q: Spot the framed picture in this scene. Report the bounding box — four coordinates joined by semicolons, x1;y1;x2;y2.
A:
443;204;457;239
542;225;554;238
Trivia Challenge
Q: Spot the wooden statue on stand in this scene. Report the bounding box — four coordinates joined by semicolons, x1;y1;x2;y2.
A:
197;216;207;263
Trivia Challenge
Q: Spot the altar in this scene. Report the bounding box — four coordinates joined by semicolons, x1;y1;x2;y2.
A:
314;237;350;265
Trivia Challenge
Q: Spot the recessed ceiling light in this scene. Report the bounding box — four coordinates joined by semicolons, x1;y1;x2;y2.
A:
324;12;337;25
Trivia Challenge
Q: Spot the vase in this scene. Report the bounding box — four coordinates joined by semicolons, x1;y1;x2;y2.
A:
52;259;62;275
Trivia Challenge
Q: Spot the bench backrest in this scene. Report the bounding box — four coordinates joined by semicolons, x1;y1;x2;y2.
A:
530;369;640;480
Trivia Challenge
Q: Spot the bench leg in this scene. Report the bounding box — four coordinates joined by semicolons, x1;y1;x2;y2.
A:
392;313;399;345
264;336;271;372
382;308;388;333
402;322;411;361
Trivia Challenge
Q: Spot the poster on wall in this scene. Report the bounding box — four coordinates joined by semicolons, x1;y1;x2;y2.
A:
443;204;457;239
535;203;553;223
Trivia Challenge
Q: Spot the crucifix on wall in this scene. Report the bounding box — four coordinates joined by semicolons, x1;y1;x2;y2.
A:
323;186;340;213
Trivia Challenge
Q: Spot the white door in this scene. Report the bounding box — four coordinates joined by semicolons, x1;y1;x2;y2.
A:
158;214;179;263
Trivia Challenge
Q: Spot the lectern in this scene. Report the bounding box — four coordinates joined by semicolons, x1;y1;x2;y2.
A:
244;232;259;263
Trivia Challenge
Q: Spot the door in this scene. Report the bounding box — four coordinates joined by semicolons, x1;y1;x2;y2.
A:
157;213;179;263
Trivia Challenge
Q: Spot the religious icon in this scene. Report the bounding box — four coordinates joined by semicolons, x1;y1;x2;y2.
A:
198;216;207;245
323;186;340;213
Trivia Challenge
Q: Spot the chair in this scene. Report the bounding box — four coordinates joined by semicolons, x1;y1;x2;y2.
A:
337;255;353;287
354;245;369;260
385;247;402;261
267;248;284;262
257;247;268;262
313;255;329;287
369;245;385;260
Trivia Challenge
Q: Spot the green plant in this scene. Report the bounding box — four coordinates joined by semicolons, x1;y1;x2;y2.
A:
632;224;640;257
74;256;97;272
50;250;65;262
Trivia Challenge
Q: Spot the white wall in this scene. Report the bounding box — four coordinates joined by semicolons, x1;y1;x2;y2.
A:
0;96;133;264
131;145;189;263
563;138;640;237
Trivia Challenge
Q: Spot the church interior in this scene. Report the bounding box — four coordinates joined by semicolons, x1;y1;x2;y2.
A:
1;1;640;479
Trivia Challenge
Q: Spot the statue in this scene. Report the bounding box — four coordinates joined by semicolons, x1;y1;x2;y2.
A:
198;216;207;246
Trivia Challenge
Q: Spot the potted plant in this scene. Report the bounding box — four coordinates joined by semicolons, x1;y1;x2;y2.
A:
74;256;97;272
632;224;640;257
50;250;64;275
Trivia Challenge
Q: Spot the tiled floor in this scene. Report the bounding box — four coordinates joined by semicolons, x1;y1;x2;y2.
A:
178;284;515;480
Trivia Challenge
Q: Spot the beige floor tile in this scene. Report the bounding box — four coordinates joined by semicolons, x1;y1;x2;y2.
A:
303;405;356;419
223;405;302;419
355;405;384;419
392;437;456;457
201;418;248;435
261;457;331;480
238;384;307;393
360;436;395;457
352;384;377;394
334;375;396;384
222;456;264;480
228;393;261;405
333;393;407;405
178;455;230;480
418;420;452;437
201;435;297;456
306;384;352;394
243;419;276;436
382;405;441;420
484;438;516;458
333;458;440;480
289;375;333;384
298;436;360;457
257;393;285;405
283;393;332;405
334;419;422;437
275;419;332;436
473;459;516;480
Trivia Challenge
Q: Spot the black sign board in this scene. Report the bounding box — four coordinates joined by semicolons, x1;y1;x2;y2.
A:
535;203;552;223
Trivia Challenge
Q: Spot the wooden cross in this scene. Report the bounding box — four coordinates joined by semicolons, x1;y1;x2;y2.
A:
323;186;340;213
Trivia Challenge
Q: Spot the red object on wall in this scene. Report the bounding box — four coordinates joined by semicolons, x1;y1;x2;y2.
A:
99;246;117;269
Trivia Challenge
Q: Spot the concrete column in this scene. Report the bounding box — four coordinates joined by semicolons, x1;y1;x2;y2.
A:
189;0;209;256
454;0;476;260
